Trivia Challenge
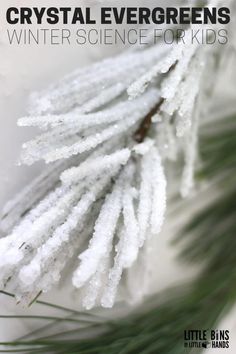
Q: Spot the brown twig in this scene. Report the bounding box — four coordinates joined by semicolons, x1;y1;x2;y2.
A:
133;61;178;143
133;97;164;143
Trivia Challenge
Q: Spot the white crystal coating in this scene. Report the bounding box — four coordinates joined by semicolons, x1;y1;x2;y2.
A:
0;1;230;307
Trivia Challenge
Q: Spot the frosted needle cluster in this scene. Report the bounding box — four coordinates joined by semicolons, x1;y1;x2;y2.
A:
0;2;232;309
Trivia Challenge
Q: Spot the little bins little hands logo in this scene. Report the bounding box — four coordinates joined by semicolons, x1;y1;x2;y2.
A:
184;330;230;349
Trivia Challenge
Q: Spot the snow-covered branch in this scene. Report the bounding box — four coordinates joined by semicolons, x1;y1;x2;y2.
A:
0;0;234;308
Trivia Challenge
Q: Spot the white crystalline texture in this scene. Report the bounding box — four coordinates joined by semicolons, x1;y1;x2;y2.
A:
72;166;129;289
127;35;190;99
0;12;226;307
137;151;153;247
28;45;169;116
60;148;131;185
132;138;154;156
180;96;200;198
101;184;139;308
137;146;167;245
19;175;112;293
19;89;160;165
149;148;167;234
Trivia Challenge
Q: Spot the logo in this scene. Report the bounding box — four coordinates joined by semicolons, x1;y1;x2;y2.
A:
184;330;230;349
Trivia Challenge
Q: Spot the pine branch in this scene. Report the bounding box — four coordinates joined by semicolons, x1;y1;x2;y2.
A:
0;15;221;307
0;2;235;350
1;111;235;353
